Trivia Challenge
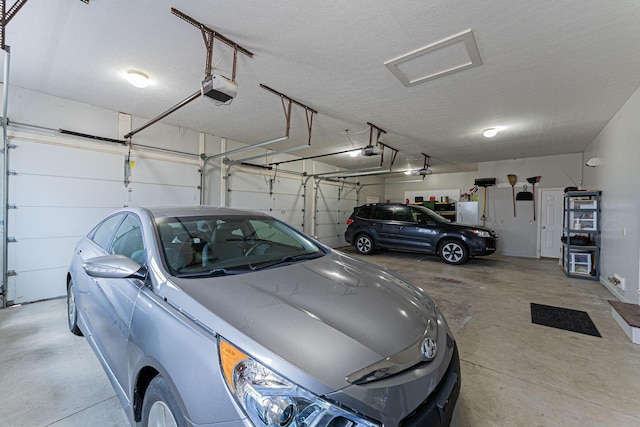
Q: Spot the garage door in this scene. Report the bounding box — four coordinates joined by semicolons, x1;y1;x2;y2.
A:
226;166;305;229
314;180;358;248
5;138;200;304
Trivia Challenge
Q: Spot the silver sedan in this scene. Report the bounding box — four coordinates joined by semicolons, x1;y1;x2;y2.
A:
67;206;460;427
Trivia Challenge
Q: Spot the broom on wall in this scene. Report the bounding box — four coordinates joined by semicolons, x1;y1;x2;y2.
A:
508;174;517;217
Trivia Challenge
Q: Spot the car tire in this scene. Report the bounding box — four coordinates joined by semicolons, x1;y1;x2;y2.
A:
142;375;186;427
355;234;375;255
67;279;83;336
439;239;469;265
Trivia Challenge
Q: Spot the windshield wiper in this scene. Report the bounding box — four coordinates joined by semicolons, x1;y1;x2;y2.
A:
250;252;324;271
177;267;248;278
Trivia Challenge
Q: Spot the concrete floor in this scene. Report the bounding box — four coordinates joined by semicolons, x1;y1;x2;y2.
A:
1;253;640;426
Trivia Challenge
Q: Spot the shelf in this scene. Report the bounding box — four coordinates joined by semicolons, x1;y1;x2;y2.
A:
565;245;598;250
562;191;601;281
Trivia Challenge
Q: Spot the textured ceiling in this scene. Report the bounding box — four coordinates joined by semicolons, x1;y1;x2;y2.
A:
4;0;640;174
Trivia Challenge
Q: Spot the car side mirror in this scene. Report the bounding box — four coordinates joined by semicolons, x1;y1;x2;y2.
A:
83;254;147;280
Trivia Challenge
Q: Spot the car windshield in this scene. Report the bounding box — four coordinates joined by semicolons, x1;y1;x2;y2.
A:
155;215;326;277
412;205;451;223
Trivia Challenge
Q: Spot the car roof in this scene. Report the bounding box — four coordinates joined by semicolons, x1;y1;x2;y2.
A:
130;205;271;220
358;203;411;208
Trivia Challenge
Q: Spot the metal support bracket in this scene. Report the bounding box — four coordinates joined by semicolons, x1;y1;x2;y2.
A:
260;84;317;144
1;0;29;51
171;7;253;80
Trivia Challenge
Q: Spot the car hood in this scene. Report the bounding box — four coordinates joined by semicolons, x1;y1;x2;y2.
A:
170;251;438;391
446;222;492;232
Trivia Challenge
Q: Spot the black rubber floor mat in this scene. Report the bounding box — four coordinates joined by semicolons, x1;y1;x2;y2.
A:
530;303;601;337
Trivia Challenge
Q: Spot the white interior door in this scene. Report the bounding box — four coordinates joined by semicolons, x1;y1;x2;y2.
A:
540;190;564;258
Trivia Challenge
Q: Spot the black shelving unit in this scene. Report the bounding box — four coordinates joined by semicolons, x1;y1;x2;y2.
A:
434;202;457;222
562;190;601;280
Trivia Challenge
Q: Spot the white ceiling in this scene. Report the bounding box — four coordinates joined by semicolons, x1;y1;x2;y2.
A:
5;0;640;174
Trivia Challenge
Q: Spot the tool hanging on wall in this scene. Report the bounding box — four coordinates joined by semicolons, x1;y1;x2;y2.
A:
526;176;541;221
516;184;533;199
474;178;496;225
507;174;517;216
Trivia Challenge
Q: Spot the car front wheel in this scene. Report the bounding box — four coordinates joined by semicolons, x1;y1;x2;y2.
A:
439;239;469;265
142;376;186;427
355;234;375;255
67;279;83;336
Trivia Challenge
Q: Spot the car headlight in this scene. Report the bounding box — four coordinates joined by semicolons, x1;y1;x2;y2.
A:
470;229;491;238
219;339;379;427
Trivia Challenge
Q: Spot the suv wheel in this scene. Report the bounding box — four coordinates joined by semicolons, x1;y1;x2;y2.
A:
355;234;375;255
439;239;469;265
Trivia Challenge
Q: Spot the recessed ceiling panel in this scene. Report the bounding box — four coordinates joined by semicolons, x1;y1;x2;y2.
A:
385;29;483;87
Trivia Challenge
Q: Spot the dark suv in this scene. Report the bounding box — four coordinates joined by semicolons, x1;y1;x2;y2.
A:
345;203;498;264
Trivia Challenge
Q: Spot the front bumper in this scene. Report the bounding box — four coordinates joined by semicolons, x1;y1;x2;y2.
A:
468;237;497;256
399;344;461;426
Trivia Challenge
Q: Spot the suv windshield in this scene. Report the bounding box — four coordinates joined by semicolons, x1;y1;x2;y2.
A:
410;205;451;223
155;215;326;277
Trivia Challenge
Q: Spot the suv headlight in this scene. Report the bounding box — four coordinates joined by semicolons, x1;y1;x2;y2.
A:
470;229;491;238
219;339;379;427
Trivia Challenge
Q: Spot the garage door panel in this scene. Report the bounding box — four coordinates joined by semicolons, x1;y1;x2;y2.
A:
11;237;78;272
10;268;67;304
9;207;117;240
12;140;123;180
13;174;124;207
229;172;271;192
229;172;302;193
315;181;357;248
130;156;200;187
128;182;199;206
227;171;304;230
230;190;274;210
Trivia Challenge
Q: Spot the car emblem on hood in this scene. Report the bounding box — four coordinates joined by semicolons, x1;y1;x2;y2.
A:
346;318;439;385
421;337;437;360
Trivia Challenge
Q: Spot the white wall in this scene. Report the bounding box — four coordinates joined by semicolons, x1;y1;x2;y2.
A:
583;85;640;304
478;154;582;257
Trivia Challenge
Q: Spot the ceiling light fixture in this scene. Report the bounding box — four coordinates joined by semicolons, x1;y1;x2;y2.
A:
127;70;150;88
349;150;359;158
482;128;498;138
